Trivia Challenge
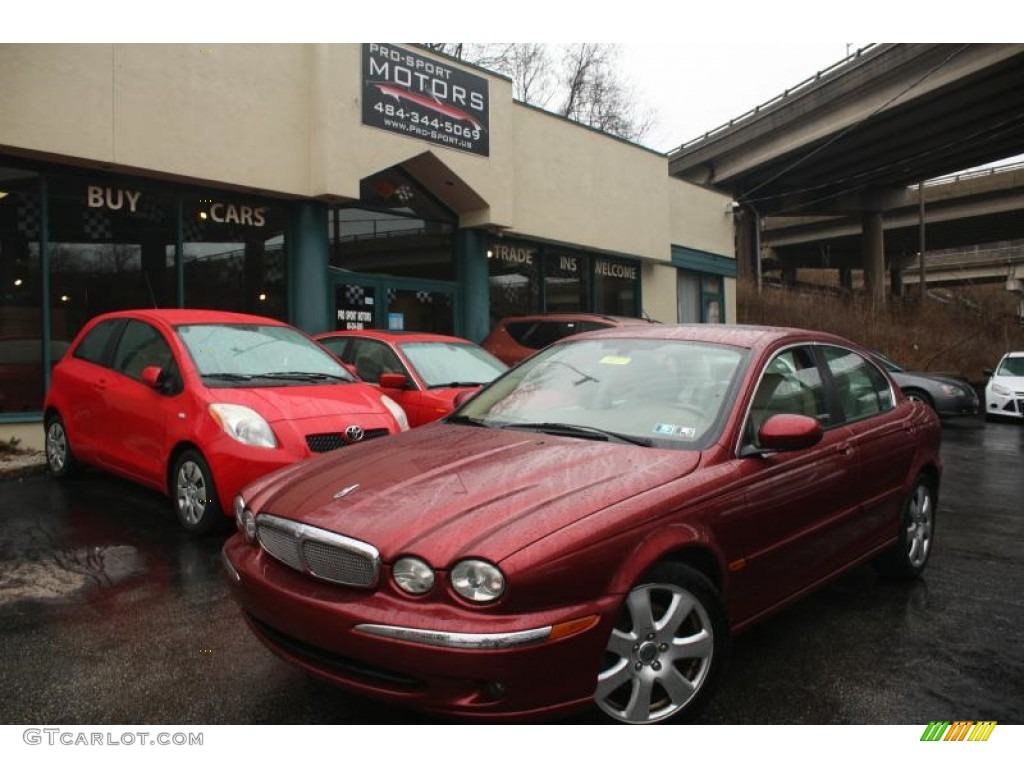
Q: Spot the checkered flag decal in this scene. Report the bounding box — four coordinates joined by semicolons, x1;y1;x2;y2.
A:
183;215;205;242
135;196;165;223
344;284;365;304
16;194;40;239
416;291;433;305
386;288;397;303
83;209;112;240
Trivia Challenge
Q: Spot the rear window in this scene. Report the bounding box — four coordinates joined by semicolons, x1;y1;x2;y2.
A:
506;320;611;350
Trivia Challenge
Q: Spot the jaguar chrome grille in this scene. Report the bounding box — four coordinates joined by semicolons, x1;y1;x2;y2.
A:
256;514;379;588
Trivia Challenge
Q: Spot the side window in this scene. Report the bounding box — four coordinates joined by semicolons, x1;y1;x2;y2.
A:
318;337;349;361
821;346;894;422
747;346;829;444
72;319;123;366
350;339;404;383
111;320;174;382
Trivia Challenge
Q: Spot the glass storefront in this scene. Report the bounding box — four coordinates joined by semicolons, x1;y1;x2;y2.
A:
0;159;289;417
485;237;640;324
183;194;287;320
0;167;43;413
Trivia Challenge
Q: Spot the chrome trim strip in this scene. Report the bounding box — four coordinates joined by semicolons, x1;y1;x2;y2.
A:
257;513;381;588
354;623;552;649
221;548;241;583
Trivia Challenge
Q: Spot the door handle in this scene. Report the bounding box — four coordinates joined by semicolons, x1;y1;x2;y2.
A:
94;378;108;390
836;441;854;458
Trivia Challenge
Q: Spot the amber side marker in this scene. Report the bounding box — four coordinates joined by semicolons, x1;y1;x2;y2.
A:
549;615;599;641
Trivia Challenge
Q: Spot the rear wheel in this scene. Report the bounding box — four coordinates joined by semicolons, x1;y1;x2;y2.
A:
45;412;78;478
594;563;729;724
876;474;935;580
172;449;224;535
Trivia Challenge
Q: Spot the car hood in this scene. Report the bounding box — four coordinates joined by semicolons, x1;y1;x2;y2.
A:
205;382;389;422
243;423;700;565
892;371;972;389
991;372;1024;386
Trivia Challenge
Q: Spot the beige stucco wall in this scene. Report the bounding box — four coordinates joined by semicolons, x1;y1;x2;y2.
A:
0;43;732;266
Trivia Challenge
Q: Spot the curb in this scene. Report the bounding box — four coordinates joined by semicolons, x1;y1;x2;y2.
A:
0;455;48;482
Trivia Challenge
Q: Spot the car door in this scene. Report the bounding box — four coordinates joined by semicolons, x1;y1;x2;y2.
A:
100;319;180;486
730;345;860;619
59;318;125;463
819;344;918;555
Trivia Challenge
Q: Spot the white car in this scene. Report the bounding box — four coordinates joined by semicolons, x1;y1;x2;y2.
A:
984;351;1024;421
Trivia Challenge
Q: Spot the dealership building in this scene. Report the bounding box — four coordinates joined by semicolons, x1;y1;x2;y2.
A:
0;43;736;447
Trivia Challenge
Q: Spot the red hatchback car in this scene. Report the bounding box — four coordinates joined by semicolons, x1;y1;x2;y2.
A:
223;324;941;723
314;329;508;427
44;309;408;533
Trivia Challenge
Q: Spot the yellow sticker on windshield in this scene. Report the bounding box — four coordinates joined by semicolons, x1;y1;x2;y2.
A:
599;355;632;365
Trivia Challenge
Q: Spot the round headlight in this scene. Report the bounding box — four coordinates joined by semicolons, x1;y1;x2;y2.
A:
393;557;435;595
451;559;505;602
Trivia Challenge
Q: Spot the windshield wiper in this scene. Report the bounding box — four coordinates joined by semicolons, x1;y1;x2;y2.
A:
503;422;653;447
428;381;487;389
257;372;353;383
202;372;255;381
445;414;488;427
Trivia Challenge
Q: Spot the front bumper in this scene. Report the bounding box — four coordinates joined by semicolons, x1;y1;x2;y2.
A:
985;389;1024;419
222;536;618;721
933;390;980;418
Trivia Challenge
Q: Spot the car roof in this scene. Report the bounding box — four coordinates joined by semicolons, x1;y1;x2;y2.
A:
314;329;474;344
559;323;859;352
495;313;655;325
87;308;289;327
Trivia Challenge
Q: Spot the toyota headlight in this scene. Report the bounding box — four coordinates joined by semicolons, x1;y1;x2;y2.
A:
451;559;505;602
210;403;277;448
380;394;410;432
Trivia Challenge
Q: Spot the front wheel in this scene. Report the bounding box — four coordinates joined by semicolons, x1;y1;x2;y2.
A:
45;412;79;478
172;449;224;535
875;474;936;580
594;563;729;724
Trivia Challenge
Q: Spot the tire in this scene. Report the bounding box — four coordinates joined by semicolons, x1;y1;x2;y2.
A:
594;563;729;724
45;412;79;478
875;474;936;580
172;449;224;535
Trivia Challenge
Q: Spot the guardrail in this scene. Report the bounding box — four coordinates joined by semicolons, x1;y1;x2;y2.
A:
671;44;879;154
919;160;1024;187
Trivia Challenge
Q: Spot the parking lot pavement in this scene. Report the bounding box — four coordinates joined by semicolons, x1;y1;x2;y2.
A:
0;416;1021;725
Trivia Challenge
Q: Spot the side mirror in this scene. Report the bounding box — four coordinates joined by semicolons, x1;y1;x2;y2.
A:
141;366;164;390
378;372;408;390
757;414;823;452
983;369;993;378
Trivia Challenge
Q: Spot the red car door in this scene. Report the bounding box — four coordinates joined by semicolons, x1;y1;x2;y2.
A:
729;345;862;621
100;319;178;487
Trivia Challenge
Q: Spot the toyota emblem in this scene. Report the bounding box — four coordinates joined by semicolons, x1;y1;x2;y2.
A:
345;425;365;442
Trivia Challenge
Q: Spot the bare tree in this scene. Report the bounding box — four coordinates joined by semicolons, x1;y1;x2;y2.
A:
419;43;652;143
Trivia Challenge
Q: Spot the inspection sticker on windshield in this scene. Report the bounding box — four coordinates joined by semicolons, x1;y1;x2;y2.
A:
599;355;632;365
654;423;696;438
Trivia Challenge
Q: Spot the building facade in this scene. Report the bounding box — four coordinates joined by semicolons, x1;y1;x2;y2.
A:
0;43;736;446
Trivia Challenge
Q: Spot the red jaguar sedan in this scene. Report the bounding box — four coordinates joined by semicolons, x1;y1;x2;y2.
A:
223;324;942;723
44;309;408;534
314;329;507;427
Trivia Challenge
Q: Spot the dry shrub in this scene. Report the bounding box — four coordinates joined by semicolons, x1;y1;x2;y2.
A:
737;279;1024;384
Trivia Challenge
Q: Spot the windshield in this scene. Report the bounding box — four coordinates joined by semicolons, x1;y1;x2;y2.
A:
399;341;508;388
997;356;1024;377
176;323;356;386
454;337;747;449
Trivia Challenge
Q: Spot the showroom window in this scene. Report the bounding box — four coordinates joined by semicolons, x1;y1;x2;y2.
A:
47;174;178;343
183;193;287;321
544;249;587;312
0;167;43;413
486;239;541;321
593;257;639;315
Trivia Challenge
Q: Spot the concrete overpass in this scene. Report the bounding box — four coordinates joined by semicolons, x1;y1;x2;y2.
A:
667;43;1024;302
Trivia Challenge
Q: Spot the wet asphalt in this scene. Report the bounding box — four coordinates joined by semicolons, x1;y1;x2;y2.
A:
0;416;1021;725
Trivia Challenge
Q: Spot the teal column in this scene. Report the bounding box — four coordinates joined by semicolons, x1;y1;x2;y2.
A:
287;201;330;334
455;228;489;342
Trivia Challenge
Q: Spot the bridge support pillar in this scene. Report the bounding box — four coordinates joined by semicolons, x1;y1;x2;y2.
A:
890;262;903;297
839;267;853;292
862;212;886;305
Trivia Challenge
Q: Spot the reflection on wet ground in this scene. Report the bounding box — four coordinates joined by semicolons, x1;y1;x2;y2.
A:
0;416;1021;724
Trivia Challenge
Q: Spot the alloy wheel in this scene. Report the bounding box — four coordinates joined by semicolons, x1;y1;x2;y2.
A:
176;460;209;527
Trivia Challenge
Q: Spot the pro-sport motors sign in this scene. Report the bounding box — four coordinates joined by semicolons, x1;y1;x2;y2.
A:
362;44;490;156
